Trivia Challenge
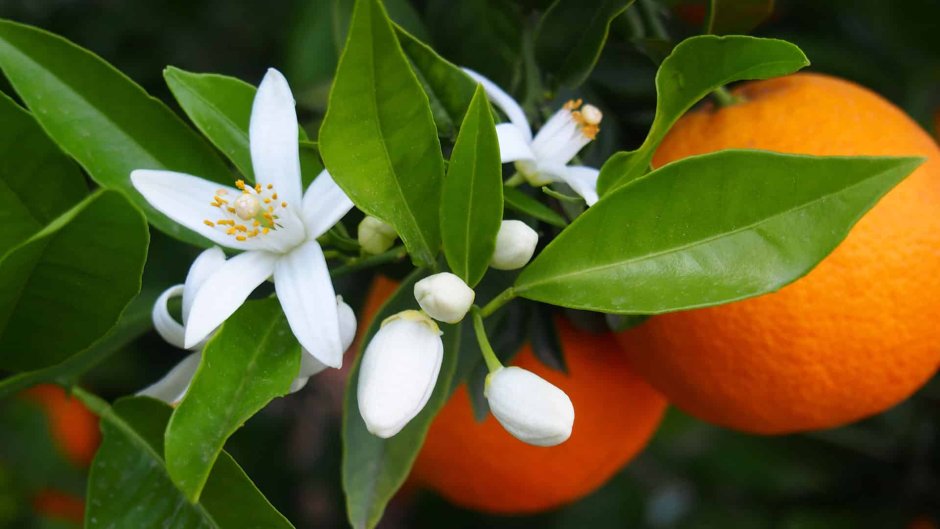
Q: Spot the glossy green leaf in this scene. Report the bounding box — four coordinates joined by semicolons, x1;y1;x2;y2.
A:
87;396;293;528
395;25;478;138
286;0;429;99
320;0;445;267
706;0;775;34
0;287;156;398
596;35;809;196
503;186;568;227
0;91;86;256
424;0;522;89
535;0;635;88
163;67;322;187
0;19;232;247
343;271;460;529
440;86;503;286
165;298;300;502
516;151;922;313
0;190;148;372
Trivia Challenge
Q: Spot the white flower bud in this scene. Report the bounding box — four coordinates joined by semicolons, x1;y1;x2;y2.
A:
358;310;444;438
490;220;538;270
485;366;574;447
358;216;398;255
413;272;475;323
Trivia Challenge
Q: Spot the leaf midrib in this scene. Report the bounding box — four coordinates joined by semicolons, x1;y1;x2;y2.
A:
519;168;897;291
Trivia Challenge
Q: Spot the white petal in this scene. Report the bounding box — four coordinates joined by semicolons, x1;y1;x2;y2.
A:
182;247;227;322
462;68;532;142
559;166;600;206
273;241;343;368
357;312;443;438
184;250;277;348
153;284;186;349
531;109;591;166
485;366;574;447
130;170;257;251
298;350;328;378
250;68;303;205
337;297;357;351
495;124;536;164
137;352;201;405
288;376;310;393
301;169;354;238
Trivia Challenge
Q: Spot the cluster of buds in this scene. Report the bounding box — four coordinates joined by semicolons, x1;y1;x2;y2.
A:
356;221;574;446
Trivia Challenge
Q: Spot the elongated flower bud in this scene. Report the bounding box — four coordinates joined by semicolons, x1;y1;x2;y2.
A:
414;272;475;323
358;216;398;255
485;366;574;446
490;220;538;270
357;310;444;438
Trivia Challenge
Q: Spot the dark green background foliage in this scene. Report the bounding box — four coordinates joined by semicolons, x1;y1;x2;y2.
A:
1;0;939;528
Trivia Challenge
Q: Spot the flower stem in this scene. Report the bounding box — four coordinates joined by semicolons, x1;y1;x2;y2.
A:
330;246;407;278
480;287;516;318
471;306;503;373
70;386;111;417
504;173;525;187
712;86;743;107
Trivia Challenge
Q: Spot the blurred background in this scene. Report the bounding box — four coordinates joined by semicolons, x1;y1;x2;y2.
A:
0;0;938;527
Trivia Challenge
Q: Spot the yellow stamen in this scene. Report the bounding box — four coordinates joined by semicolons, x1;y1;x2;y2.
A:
236;235;247;241
204;220;215;227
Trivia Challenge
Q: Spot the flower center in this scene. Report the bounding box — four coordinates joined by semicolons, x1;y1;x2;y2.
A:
203;180;289;241
564;99;603;140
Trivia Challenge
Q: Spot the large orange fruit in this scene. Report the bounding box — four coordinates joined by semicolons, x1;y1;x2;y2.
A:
411;319;667;514
617;72;940;434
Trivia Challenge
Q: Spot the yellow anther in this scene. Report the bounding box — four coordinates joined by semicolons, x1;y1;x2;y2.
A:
254;183;262;193
264;198;271;204
217;219;235;226
266;184;273;190
281;201;287;208
226;227;237;235
235;179;246;190
227;207;236;213
235;224;247;232
272;193;278;200
563;98;583;111
204;220;215;227
262;227;270;234
236;235;247;241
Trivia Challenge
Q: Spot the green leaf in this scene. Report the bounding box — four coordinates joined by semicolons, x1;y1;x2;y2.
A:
535;0;635;88
0;287;156;398
0;19;232;247
706;0;775;35
343;271;460;529
424;0;522;89
595;35;809;196
503;186;568;227
320;0;445;267
0;91;86;256
163;67;323;188
516;151;922;313
440;86;503;286
0;190;148;372
87;396;293;528
165;298;300;502
395;25;478;138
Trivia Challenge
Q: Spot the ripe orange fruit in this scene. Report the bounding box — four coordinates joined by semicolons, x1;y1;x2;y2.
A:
32;488;85;525
21;384;100;467
410;319;667;514
617;72;940;434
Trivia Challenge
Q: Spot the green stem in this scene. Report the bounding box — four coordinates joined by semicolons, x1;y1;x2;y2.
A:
330;246;407;278
504;173;525;187
70;386;111;417
712;86;742;107
471;307;503;373
480;287;516;318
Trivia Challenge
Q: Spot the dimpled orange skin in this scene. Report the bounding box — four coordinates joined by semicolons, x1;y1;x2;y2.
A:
617;72;940;435
410;319;667;514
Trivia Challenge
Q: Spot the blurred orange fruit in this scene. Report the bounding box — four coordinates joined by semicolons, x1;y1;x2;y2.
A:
411;319;667;514
21;384;100;467
32;488;85;525
617;73;940;434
